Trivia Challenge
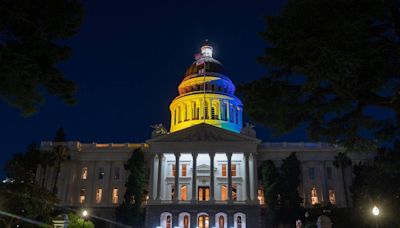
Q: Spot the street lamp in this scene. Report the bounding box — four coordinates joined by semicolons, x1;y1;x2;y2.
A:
372;206;380;228
81;209;88;228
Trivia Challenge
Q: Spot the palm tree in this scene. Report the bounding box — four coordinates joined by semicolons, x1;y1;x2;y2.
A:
334;152;352;207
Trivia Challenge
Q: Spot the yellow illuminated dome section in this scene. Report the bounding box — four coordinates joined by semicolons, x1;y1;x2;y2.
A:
170;44;243;133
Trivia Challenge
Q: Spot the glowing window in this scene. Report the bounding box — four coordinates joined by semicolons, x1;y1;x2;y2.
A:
232;164;237;176
172;164;176;177
79;188;86;204
329;189;336;205
258;188;265;205
181;185;187;201
183;215;189;228
112;188;119;204
98;167;104;180
81;167;88;180
232;184;237;201
219;215;225;228
311;187;318;205
182;164;187;176
221;185;228;201
96;188;102;203
222;164;227;177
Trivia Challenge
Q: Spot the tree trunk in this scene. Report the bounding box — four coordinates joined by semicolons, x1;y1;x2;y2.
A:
341;166;349;207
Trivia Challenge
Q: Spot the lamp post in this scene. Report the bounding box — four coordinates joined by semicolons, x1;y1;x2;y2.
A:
81;209;88;228
372;206;379;228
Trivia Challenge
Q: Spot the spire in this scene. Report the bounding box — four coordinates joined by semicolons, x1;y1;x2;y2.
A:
200;39;213;58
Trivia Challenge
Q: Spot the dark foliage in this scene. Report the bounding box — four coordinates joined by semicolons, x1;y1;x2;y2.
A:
0;0;84;115
239;0;400;150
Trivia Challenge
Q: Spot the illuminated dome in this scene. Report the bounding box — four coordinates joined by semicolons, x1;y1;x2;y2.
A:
169;43;243;133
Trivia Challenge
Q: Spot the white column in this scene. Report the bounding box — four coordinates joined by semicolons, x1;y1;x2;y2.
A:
210;153;215;201
192;152;198;203
252;153;258;202
157;153;163;200
174;153;180;202
227;152;233;202
245;153;251;201
149;154;156;201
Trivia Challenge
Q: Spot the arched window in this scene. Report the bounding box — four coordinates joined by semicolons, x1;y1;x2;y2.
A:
174;109;177;125
204;101;209;119
183;215;189;228
179;213;191;228
198;213;209;228
211;106;216;119
178;106;181;123
219;215;225;228
215;213;227;228
234;213;246;228
166;215;172;228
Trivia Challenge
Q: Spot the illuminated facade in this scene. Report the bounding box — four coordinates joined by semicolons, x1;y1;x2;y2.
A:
36;44;375;228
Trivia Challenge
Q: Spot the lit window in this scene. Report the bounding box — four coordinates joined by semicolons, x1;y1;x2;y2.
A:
309;168;315;180
172;164;176;177
114;167;120;180
222;164;227;177
96;188;102;203
112;188;119;204
182;164;187;177
81;167;88;180
329;189;336;205
232;184;237;201
327;167;332;179
258;188;265;205
232;164;237;177
221;185;228;201
311;187;319;205
79;188;86;204
181;185;187;201
98;167;104;180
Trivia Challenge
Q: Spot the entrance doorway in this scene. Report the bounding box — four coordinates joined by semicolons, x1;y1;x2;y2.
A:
198;215;209;228
198;187;210;201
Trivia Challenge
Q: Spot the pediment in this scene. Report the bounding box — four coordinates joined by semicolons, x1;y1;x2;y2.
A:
147;123;261;143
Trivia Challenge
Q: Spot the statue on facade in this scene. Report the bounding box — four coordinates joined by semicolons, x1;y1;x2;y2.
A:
150;123;168;138
241;122;256;137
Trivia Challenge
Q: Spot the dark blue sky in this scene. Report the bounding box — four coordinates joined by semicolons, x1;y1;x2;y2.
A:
1;0;309;177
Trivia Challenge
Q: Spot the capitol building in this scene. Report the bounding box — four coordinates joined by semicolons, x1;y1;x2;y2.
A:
37;44;374;228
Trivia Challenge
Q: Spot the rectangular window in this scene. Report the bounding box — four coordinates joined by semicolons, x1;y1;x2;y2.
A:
327;167;332;179
309;167;315;180
81;167;88;180
232;164;237;177
114;167;120;180
96;188;103;203
221;185;228;201
222;164;227;177
329;189;336;205
112;188;119;204
171;186;175;200
181;185;187;201
258;188;265;205
79;188;86;204
311;187;319;205
98;167;104;180
172;164;176;177
182;164;187;177
232;184;237;201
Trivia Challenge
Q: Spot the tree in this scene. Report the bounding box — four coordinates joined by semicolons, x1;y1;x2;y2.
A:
1;144;57;228
259;153;303;226
351;143;400;226
116;148;147;227
334;152;352;207
49;127;70;194
67;213;94;228
238;0;400;150
0;0;84;116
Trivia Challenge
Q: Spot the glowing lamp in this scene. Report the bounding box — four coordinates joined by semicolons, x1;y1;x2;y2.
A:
372;206;380;216
82;209;88;217
201;45;213;57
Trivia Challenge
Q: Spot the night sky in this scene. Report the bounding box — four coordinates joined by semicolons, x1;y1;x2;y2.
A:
1;0;309;177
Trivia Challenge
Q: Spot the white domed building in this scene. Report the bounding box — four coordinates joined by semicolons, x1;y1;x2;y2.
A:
36;43;375;228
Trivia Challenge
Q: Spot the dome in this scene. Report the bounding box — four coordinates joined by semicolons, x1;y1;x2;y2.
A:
184;57;226;78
